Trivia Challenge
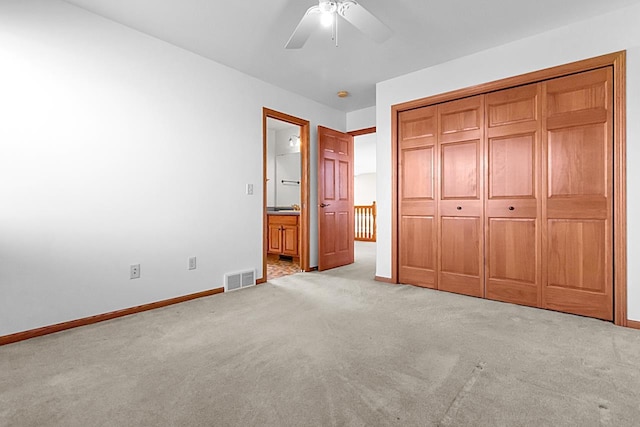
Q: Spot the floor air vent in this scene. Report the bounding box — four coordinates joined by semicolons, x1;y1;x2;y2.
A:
224;269;256;292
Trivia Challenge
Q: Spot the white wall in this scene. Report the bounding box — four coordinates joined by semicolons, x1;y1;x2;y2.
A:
350;110;377;219
354;133;377;176
346;106;376;131
354;173;376;206
376;3;640;321
275;128;301;156
354;132;377;206
0;0;345;336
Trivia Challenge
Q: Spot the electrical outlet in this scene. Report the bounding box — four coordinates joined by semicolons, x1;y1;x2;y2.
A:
130;264;140;279
246;183;253;195
188;256;196;270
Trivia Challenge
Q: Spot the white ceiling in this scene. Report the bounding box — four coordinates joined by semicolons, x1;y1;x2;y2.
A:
64;0;640;112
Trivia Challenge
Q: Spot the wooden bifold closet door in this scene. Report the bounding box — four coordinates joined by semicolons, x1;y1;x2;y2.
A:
397;67;614;321
542;68;613;320
485;83;542;307
437;96;485;298
398;106;437;288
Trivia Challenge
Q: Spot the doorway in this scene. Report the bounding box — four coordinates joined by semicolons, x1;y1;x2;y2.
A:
350;127;377;273
352;127;377;243
261;108;310;283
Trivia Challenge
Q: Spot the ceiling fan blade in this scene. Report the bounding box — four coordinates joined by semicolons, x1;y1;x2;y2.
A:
285;6;320;49
339;1;391;43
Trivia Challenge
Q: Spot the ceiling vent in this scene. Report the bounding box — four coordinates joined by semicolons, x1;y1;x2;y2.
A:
224;269;256;292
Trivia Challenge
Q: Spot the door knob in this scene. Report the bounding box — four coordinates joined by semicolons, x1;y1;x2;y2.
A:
508;206;515;211
320;203;331;208
456;206;462;210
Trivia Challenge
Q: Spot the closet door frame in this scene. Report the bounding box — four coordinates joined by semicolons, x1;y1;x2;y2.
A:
390;51;628;327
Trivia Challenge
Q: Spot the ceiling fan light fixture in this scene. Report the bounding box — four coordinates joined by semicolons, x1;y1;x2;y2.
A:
285;0;391;50
320;11;334;28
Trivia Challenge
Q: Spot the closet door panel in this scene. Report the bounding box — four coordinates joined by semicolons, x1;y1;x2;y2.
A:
548;124;606;197
402;147;434;199
441;141;480;199
542;68;613;321
400;216;436;285
440;216;482;297
438;96;484;297
547;220;607;291
485;84;541;307
399;106;438;288
487;219;538;304
488;134;535;199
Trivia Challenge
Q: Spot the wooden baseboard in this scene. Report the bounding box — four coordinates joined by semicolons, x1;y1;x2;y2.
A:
627;320;640;330
375;275;396;284
0;287;224;346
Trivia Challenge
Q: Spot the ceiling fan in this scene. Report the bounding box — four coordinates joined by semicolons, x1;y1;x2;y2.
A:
285;0;392;49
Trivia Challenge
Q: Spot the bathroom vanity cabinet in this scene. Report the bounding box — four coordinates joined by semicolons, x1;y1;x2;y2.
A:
267;213;299;258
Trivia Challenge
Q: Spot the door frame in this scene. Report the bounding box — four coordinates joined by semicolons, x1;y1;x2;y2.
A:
348;126;376;137
260;108;311;283
390;51;628;326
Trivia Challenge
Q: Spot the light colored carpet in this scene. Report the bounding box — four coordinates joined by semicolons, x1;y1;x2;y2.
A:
1;242;639;426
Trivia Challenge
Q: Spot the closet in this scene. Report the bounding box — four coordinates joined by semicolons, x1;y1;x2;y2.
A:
397;67;614;321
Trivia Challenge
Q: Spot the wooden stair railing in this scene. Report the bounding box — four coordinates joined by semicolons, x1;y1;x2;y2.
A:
354;201;376;242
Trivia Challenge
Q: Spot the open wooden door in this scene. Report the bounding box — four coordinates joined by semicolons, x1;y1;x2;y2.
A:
318;126;354;271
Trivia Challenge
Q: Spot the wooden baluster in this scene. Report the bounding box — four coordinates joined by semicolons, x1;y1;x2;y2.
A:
354;202;377;242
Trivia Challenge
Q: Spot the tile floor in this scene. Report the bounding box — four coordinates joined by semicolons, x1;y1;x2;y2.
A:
266;253;300;279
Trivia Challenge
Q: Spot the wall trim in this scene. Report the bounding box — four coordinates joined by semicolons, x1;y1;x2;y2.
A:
390;51;627;327
613;52;628;327
348;126;376;137
0;287;224;346
627;320;640;330
375;275;395;284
